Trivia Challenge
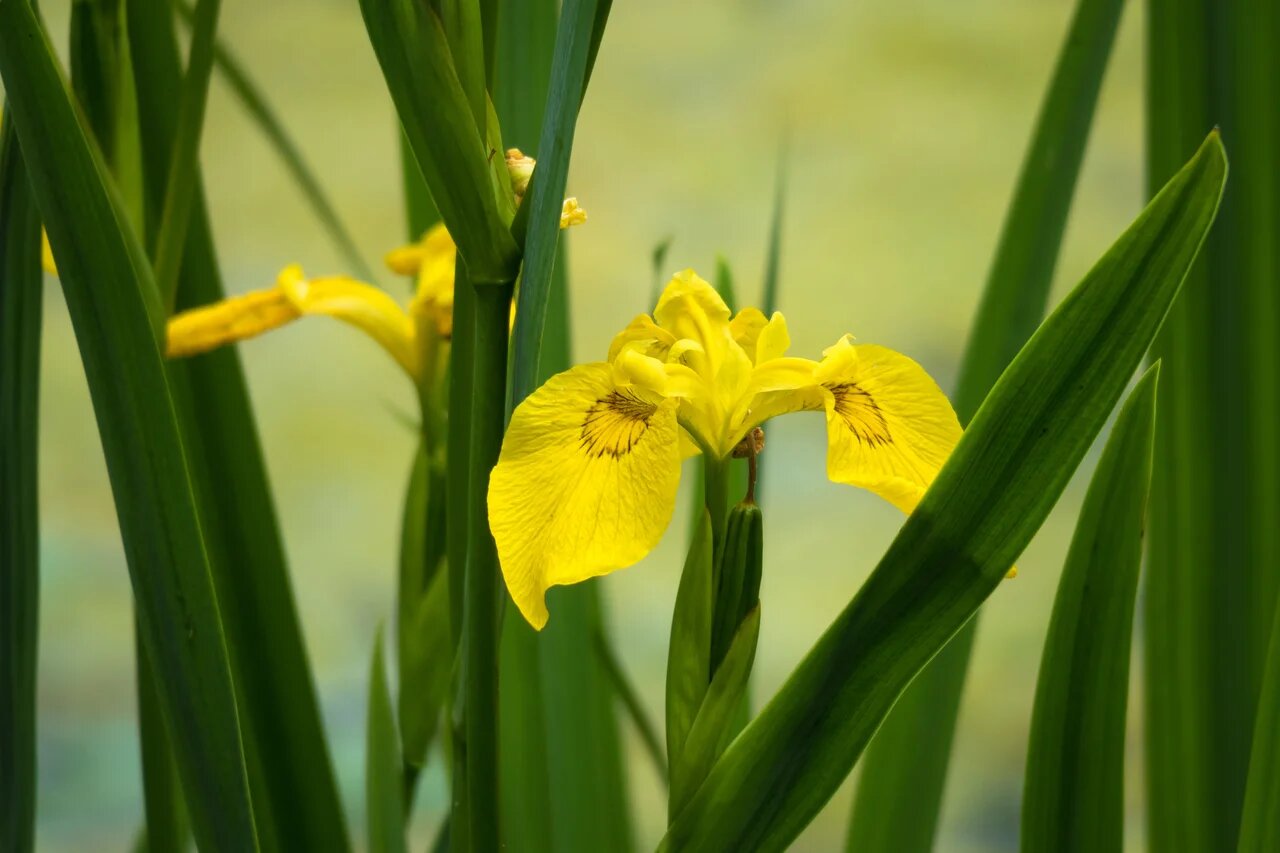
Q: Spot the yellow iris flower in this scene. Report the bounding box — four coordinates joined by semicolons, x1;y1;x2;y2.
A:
488;269;965;629
164;198;586;381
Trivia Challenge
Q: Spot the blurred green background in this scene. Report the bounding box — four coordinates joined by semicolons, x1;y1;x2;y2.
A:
31;0;1148;849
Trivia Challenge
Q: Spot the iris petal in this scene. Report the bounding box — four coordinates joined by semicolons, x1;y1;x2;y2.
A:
488;363;682;629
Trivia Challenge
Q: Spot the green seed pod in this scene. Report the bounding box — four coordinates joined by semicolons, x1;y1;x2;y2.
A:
710;501;764;676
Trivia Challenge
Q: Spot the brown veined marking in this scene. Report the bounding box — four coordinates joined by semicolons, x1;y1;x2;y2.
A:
580;390;657;459
826;381;893;448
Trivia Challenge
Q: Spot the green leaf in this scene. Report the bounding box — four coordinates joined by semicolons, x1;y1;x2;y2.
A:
667;511;714;776
0;104;42;853
1145;3;1280;849
172;0;372;279
150;0;220;309
358;0;518;285
1021;365;1158;853
367;627;408;853
126;3;351;848
136;630;191;853
507;0;611;408
400;128;439;241
1239;603;1280;852
847;0;1126;847
0;3;257;848
400;567;451;768
660;133;1226;853
669;606;760;819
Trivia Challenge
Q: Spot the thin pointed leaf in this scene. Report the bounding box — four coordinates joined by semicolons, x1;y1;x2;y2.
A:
1021;366;1158;853
661;133;1226;853
760;158;784;316
848;0;1126;847
508;0;610;408
0;106;42;853
0;4;257;848
151;0;220;308
367;628;408;853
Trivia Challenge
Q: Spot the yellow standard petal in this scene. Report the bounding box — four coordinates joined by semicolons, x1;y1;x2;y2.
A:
816;336;962;513
488;363;682;629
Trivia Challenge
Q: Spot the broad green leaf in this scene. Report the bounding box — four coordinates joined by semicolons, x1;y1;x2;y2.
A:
367;628;408;853
0;3;257;848
507;0;611;408
1239;603;1280;852
848;0;1126;847
669;607;760;819
1021;365;1158;853
0;104;42;853
150;0;220;308
667;511;714;776
358;0;518;285
661;133;1226;853
127;2;350;848
1145;3;1280;849
173;0;373;279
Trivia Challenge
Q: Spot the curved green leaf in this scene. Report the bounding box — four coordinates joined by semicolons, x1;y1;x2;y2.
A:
848;0;1126;846
1021;365;1158;853
660;132;1226;853
1238;603;1280;852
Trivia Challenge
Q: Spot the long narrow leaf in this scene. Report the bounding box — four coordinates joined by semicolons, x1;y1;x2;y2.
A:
494;1;634;849
0;105;42;853
0;4;257;848
507;0;609;409
1145;2;1280;848
661;133;1226;853
151;0;220;307
136;631;191;852
126;3;351;848
1021;365;1158;853
847;0;1126;847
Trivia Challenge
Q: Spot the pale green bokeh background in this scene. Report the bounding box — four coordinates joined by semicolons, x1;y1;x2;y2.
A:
32;0;1149;849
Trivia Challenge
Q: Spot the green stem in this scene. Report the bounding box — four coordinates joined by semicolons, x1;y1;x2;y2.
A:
462;282;514;852
704;455;730;550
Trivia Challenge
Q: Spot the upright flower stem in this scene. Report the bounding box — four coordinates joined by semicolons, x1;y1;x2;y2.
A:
462;280;515;852
704;455;730;550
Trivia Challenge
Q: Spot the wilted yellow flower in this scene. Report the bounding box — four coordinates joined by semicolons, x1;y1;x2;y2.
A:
488;269;964;628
